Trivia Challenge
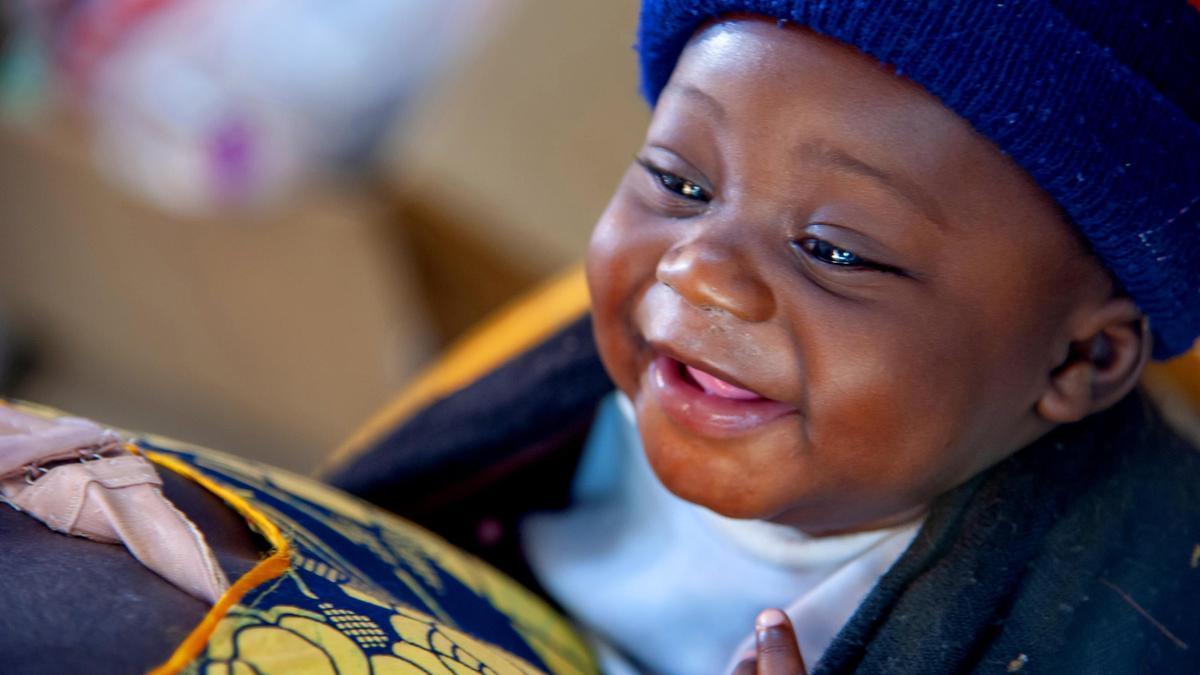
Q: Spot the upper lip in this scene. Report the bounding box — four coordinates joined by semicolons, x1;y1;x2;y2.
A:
647;340;773;401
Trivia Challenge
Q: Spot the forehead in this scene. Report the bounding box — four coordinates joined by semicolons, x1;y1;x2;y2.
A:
663;20;967;141
652;20;1002;216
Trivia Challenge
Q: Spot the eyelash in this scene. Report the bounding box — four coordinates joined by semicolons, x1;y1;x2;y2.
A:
794;237;901;275
636;158;711;203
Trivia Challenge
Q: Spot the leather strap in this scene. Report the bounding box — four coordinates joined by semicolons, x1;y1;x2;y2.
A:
0;405;230;604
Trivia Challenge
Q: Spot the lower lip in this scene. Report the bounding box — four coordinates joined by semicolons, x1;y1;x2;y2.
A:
645;355;797;438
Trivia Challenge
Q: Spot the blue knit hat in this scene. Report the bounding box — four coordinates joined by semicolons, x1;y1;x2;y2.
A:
637;0;1200;359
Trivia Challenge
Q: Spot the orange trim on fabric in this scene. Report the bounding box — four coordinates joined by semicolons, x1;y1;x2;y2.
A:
320;263;591;475
137;448;292;675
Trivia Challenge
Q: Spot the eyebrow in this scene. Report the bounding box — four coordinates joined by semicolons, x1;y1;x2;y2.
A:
670;82;949;229
795;140;949;229
676;83;727;123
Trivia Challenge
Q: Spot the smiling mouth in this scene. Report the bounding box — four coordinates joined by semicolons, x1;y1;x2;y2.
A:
683;364;765;401
646;354;797;438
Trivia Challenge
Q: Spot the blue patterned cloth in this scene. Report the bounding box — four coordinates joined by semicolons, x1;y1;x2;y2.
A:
131;434;597;675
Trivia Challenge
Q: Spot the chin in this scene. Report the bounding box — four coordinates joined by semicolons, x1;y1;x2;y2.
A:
641;437;784;521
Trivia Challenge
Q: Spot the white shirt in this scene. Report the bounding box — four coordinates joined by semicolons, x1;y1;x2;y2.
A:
521;393;923;674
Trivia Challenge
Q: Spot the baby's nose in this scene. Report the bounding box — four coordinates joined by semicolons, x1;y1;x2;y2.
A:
656;238;775;323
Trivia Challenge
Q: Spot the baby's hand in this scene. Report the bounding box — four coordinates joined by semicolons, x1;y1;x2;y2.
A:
731;609;807;675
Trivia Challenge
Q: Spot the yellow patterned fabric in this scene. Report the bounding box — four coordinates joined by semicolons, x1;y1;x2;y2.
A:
124;432;598;675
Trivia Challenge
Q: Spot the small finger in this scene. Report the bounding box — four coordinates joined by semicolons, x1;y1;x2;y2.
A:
754;609;806;675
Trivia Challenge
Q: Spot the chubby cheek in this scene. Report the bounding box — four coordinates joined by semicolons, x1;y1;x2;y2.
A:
586;186;667;397
806;355;955;498
799;320;1009;522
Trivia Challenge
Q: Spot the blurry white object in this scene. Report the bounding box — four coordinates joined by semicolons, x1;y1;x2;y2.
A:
85;0;497;214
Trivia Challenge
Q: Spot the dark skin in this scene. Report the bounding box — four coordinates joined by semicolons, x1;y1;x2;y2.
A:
586;19;1150;671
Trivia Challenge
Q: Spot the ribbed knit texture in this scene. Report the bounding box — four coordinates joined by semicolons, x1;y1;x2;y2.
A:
637;0;1200;359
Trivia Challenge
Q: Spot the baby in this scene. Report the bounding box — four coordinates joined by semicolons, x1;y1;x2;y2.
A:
330;1;1200;673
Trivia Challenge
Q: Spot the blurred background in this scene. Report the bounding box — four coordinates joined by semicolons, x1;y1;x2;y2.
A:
0;0;1196;476
0;0;646;473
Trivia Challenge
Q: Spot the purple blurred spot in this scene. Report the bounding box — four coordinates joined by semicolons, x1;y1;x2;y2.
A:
476;517;504;546
209;117;254;202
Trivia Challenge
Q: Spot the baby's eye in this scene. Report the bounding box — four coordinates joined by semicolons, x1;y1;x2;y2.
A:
797;237;868;268
794;236;908;277
636;158;711;203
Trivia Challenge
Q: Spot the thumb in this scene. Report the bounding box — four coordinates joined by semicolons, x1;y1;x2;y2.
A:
754;609;806;675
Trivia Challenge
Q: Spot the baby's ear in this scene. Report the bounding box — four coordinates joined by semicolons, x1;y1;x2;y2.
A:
1037;297;1150;424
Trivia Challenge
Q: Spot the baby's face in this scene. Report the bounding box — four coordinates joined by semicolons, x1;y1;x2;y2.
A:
587;19;1112;534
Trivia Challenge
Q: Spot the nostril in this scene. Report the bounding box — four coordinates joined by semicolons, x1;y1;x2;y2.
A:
656;239;775;323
